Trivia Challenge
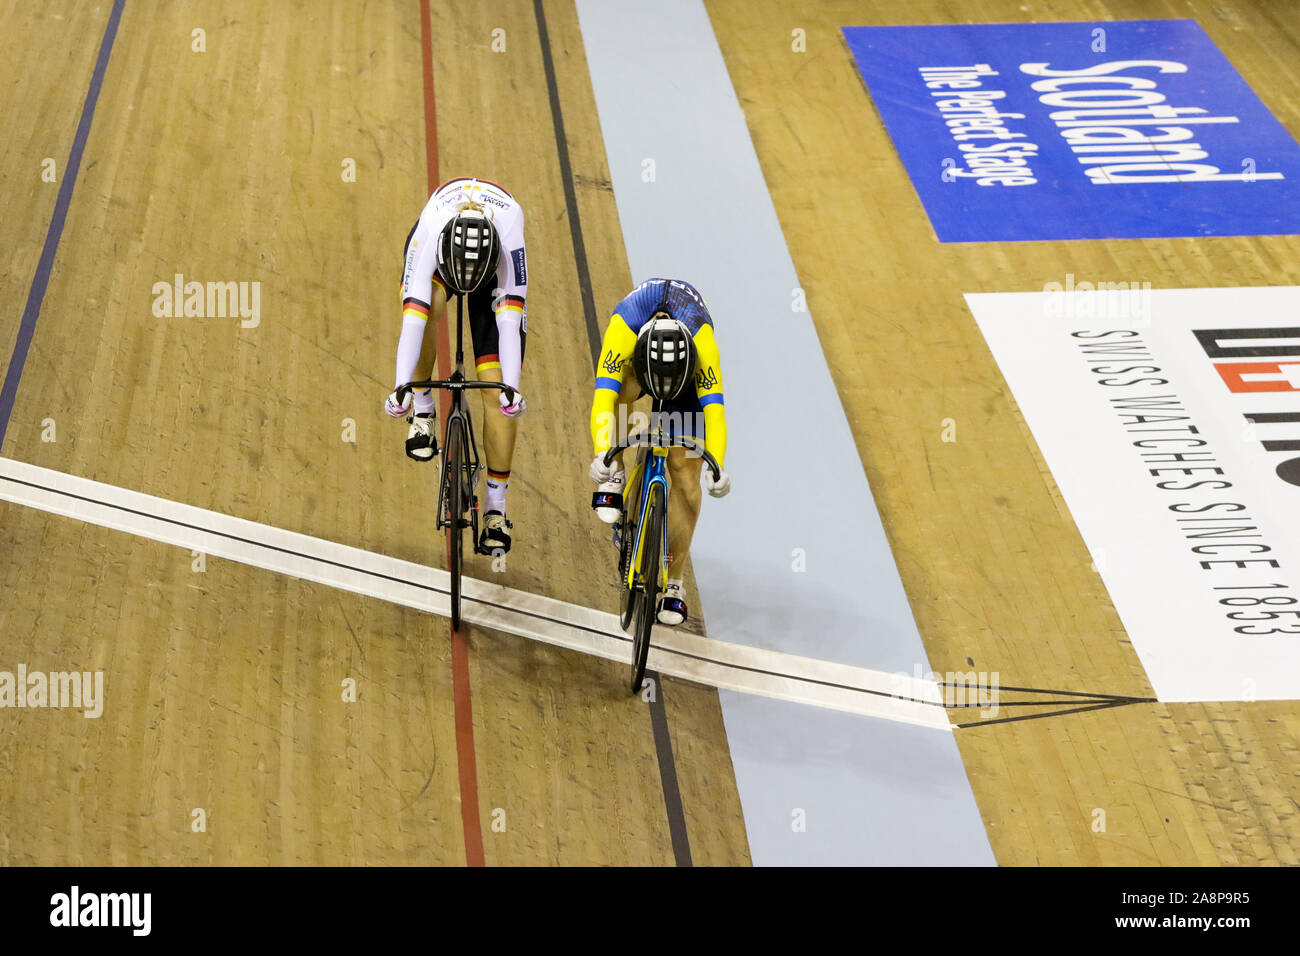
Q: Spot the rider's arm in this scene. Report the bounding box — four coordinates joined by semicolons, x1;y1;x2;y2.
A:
491;205;527;391
395;218;443;389
590;314;637;455
693;324;727;469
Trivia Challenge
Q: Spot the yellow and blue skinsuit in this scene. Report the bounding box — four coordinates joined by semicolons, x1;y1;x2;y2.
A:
589;278;727;468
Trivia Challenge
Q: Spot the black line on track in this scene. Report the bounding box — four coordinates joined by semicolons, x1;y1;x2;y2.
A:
944;698;1153;708
533;0;602;366
648;683;693;866
954;698;1148;729
1;471;1164;737
0;473;927;704
542;0;692;866
936;681;1157;703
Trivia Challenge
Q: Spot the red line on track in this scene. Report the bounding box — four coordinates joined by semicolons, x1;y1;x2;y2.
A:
420;0;485;869
419;1;440;200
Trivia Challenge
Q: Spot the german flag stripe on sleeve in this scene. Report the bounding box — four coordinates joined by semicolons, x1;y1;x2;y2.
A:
402;298;430;318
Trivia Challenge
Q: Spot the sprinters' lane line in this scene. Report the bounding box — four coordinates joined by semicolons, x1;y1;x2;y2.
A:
0;457;950;730
530;0;690;866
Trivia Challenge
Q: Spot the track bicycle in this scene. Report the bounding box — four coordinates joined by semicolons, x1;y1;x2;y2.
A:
601;408;722;693
395;292;515;630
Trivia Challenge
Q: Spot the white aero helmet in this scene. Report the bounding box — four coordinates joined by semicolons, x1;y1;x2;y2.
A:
436;207;500;294
633;312;696;401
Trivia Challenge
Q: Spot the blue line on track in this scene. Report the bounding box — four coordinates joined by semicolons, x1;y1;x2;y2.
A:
0;0;125;447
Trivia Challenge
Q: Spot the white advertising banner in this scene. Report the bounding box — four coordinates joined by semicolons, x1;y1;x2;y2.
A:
967;285;1300;702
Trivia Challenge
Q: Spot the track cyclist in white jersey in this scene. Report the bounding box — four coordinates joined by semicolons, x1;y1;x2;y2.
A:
385;177;529;555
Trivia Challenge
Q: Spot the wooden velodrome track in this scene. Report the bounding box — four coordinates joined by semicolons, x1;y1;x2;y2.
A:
2;0;1299;866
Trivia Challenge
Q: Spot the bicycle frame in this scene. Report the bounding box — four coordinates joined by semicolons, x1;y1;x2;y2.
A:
602;403;721;692
395;294;517;545
436;375;481;538
611;402;722;593
626;445;670;592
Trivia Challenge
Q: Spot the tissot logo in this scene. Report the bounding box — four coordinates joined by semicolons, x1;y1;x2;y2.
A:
967;286;1300;702
1194;327;1300;485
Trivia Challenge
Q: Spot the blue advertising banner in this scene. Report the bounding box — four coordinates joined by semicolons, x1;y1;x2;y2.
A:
843;20;1300;242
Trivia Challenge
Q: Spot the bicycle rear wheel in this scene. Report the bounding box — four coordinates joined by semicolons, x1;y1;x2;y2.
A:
445;417;466;629
630;484;664;694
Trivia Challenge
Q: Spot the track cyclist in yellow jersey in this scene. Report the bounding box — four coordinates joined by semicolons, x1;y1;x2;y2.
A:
588;278;731;626
385;177;529;554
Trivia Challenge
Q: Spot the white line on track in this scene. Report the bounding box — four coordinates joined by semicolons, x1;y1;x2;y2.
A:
0;457;951;730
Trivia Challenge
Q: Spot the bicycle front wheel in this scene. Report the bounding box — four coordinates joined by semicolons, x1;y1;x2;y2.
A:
445;417;466;629
631;483;664;694
618;455;645;631
618;509;637;631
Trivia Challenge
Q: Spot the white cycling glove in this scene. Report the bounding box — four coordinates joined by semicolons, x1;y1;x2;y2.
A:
589;454;620;484
498;390;527;418
704;468;731;498
385;390;412;418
